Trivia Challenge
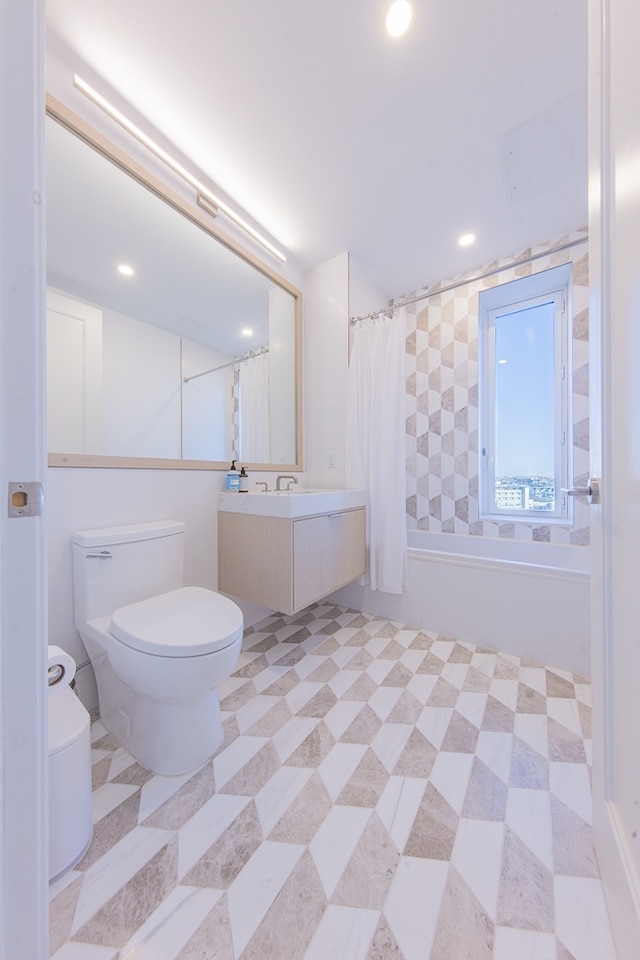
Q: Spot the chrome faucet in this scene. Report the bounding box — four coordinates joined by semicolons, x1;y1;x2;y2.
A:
276;474;298;491
255;481;269;492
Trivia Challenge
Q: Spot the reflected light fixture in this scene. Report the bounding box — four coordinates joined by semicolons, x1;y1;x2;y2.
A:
241;328;254;337
117;263;135;277
458;232;476;247
386;1;412;37
73;75;286;263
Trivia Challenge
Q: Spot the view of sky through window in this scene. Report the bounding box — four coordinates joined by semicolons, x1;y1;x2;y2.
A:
494;300;555;477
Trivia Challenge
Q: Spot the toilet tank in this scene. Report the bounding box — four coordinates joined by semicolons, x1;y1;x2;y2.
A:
72;520;185;627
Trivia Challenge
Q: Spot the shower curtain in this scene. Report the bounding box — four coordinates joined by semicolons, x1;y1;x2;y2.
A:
346;307;408;594
238;351;270;462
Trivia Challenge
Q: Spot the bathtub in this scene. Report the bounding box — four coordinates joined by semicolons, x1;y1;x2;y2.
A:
330;530;591;676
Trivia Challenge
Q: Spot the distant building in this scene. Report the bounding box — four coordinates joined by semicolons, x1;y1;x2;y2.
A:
495;476;555;512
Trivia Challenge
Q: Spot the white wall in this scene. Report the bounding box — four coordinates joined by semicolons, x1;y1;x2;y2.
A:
268;286;296;465
303;252;350;486
102;308;181;458
181;339;233;461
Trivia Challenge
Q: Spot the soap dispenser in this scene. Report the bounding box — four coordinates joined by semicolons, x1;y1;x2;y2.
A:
239;467;249;492
226;460;240;491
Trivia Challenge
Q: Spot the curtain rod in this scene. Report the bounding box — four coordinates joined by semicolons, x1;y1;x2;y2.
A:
183;346;268;383
349;235;589;325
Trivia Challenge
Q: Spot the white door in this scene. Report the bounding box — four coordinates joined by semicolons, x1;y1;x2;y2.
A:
0;0;48;955
589;0;640;956
46;291;103;454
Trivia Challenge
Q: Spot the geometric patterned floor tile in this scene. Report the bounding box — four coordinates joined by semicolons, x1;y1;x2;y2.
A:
49;601;617;959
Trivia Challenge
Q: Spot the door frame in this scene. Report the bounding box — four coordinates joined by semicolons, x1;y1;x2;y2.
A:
589;0;640;956
0;0;48;954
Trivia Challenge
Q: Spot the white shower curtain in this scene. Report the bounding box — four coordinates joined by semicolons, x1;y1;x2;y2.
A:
238;352;270;462
346;307;408;594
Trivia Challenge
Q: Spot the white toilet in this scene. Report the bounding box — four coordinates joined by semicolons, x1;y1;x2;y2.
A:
72;520;243;776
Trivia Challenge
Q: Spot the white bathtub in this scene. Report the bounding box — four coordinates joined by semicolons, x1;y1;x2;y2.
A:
330;530;591;676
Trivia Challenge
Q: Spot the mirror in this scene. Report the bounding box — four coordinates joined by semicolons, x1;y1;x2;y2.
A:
45;97;302;470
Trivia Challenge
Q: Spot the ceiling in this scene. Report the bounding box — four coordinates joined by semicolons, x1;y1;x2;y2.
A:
45;0;588;302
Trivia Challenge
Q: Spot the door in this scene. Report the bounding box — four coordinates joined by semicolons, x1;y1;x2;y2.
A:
0;0;48;955
589;0;640;955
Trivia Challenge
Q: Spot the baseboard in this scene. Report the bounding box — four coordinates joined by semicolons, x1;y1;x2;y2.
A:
594;799;640;959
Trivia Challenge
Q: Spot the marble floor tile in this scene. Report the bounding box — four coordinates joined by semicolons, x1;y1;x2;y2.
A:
309;805;371;899
384;857;449;960
50;603;616;959
451;817;504;920
303;904;379;960
226;841;304;956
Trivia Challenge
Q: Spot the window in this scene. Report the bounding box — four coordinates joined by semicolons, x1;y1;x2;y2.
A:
478;263;572;522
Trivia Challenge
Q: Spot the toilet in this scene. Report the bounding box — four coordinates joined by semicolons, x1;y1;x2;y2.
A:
72;520;243;776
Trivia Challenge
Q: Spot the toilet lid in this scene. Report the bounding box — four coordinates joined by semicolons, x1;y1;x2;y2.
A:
111;586;244;657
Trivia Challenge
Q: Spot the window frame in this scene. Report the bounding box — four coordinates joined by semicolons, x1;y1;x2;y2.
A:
478;263;573;523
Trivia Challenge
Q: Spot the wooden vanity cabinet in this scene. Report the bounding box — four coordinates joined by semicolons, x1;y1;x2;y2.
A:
218;506;365;615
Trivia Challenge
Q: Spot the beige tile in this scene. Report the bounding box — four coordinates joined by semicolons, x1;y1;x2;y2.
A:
340;705;383;745
285;720;335;768
296;685;338;718
381;662;413;688
268;771;333;844
175;894;234;960
386;689;424;724
392;727;438;779
219;741;281;796
551;796;599;878
142;762;215;830
548;719;587;764
416;651;447;675
462;758;508;821
510;735;549;789
245;698;292;737
74;837;178;949
441;710;479;754
240;849;327;960
80;790;141;869
332;813;399;910
497;826;554;932
403;783;459;860
182;801;263;889
482;696;515;732
49;874;83;955
427;677;460;707
430;865;494;960
341;672;379;702
365;914;404;958
546;670;576;699
337;749;391;807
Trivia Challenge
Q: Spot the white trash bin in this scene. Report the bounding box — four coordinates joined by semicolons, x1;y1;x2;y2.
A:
48;645;93;882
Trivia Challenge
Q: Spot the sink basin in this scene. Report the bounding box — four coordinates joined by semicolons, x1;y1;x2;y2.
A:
218;488;366;518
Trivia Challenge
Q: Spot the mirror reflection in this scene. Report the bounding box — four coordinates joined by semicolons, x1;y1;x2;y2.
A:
45;109;300;468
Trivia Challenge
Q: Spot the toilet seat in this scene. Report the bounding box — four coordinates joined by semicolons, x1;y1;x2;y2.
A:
111;586;243;657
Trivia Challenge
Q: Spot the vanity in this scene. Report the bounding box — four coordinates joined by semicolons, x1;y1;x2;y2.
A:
218;489;366;615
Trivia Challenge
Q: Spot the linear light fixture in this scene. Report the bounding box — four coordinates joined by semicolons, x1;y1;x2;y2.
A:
73;75;287;262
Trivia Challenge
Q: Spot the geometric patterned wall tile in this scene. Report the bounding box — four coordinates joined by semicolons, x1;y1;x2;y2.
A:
405;229;590;547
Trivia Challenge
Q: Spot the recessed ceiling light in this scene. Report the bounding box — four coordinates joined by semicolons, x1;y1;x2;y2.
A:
458;233;476;248
117;263;135;277
386;1;412;38
241;328;253;338
498;359;508;365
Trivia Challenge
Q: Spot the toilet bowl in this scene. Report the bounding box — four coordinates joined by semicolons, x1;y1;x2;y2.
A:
73;520;243;776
